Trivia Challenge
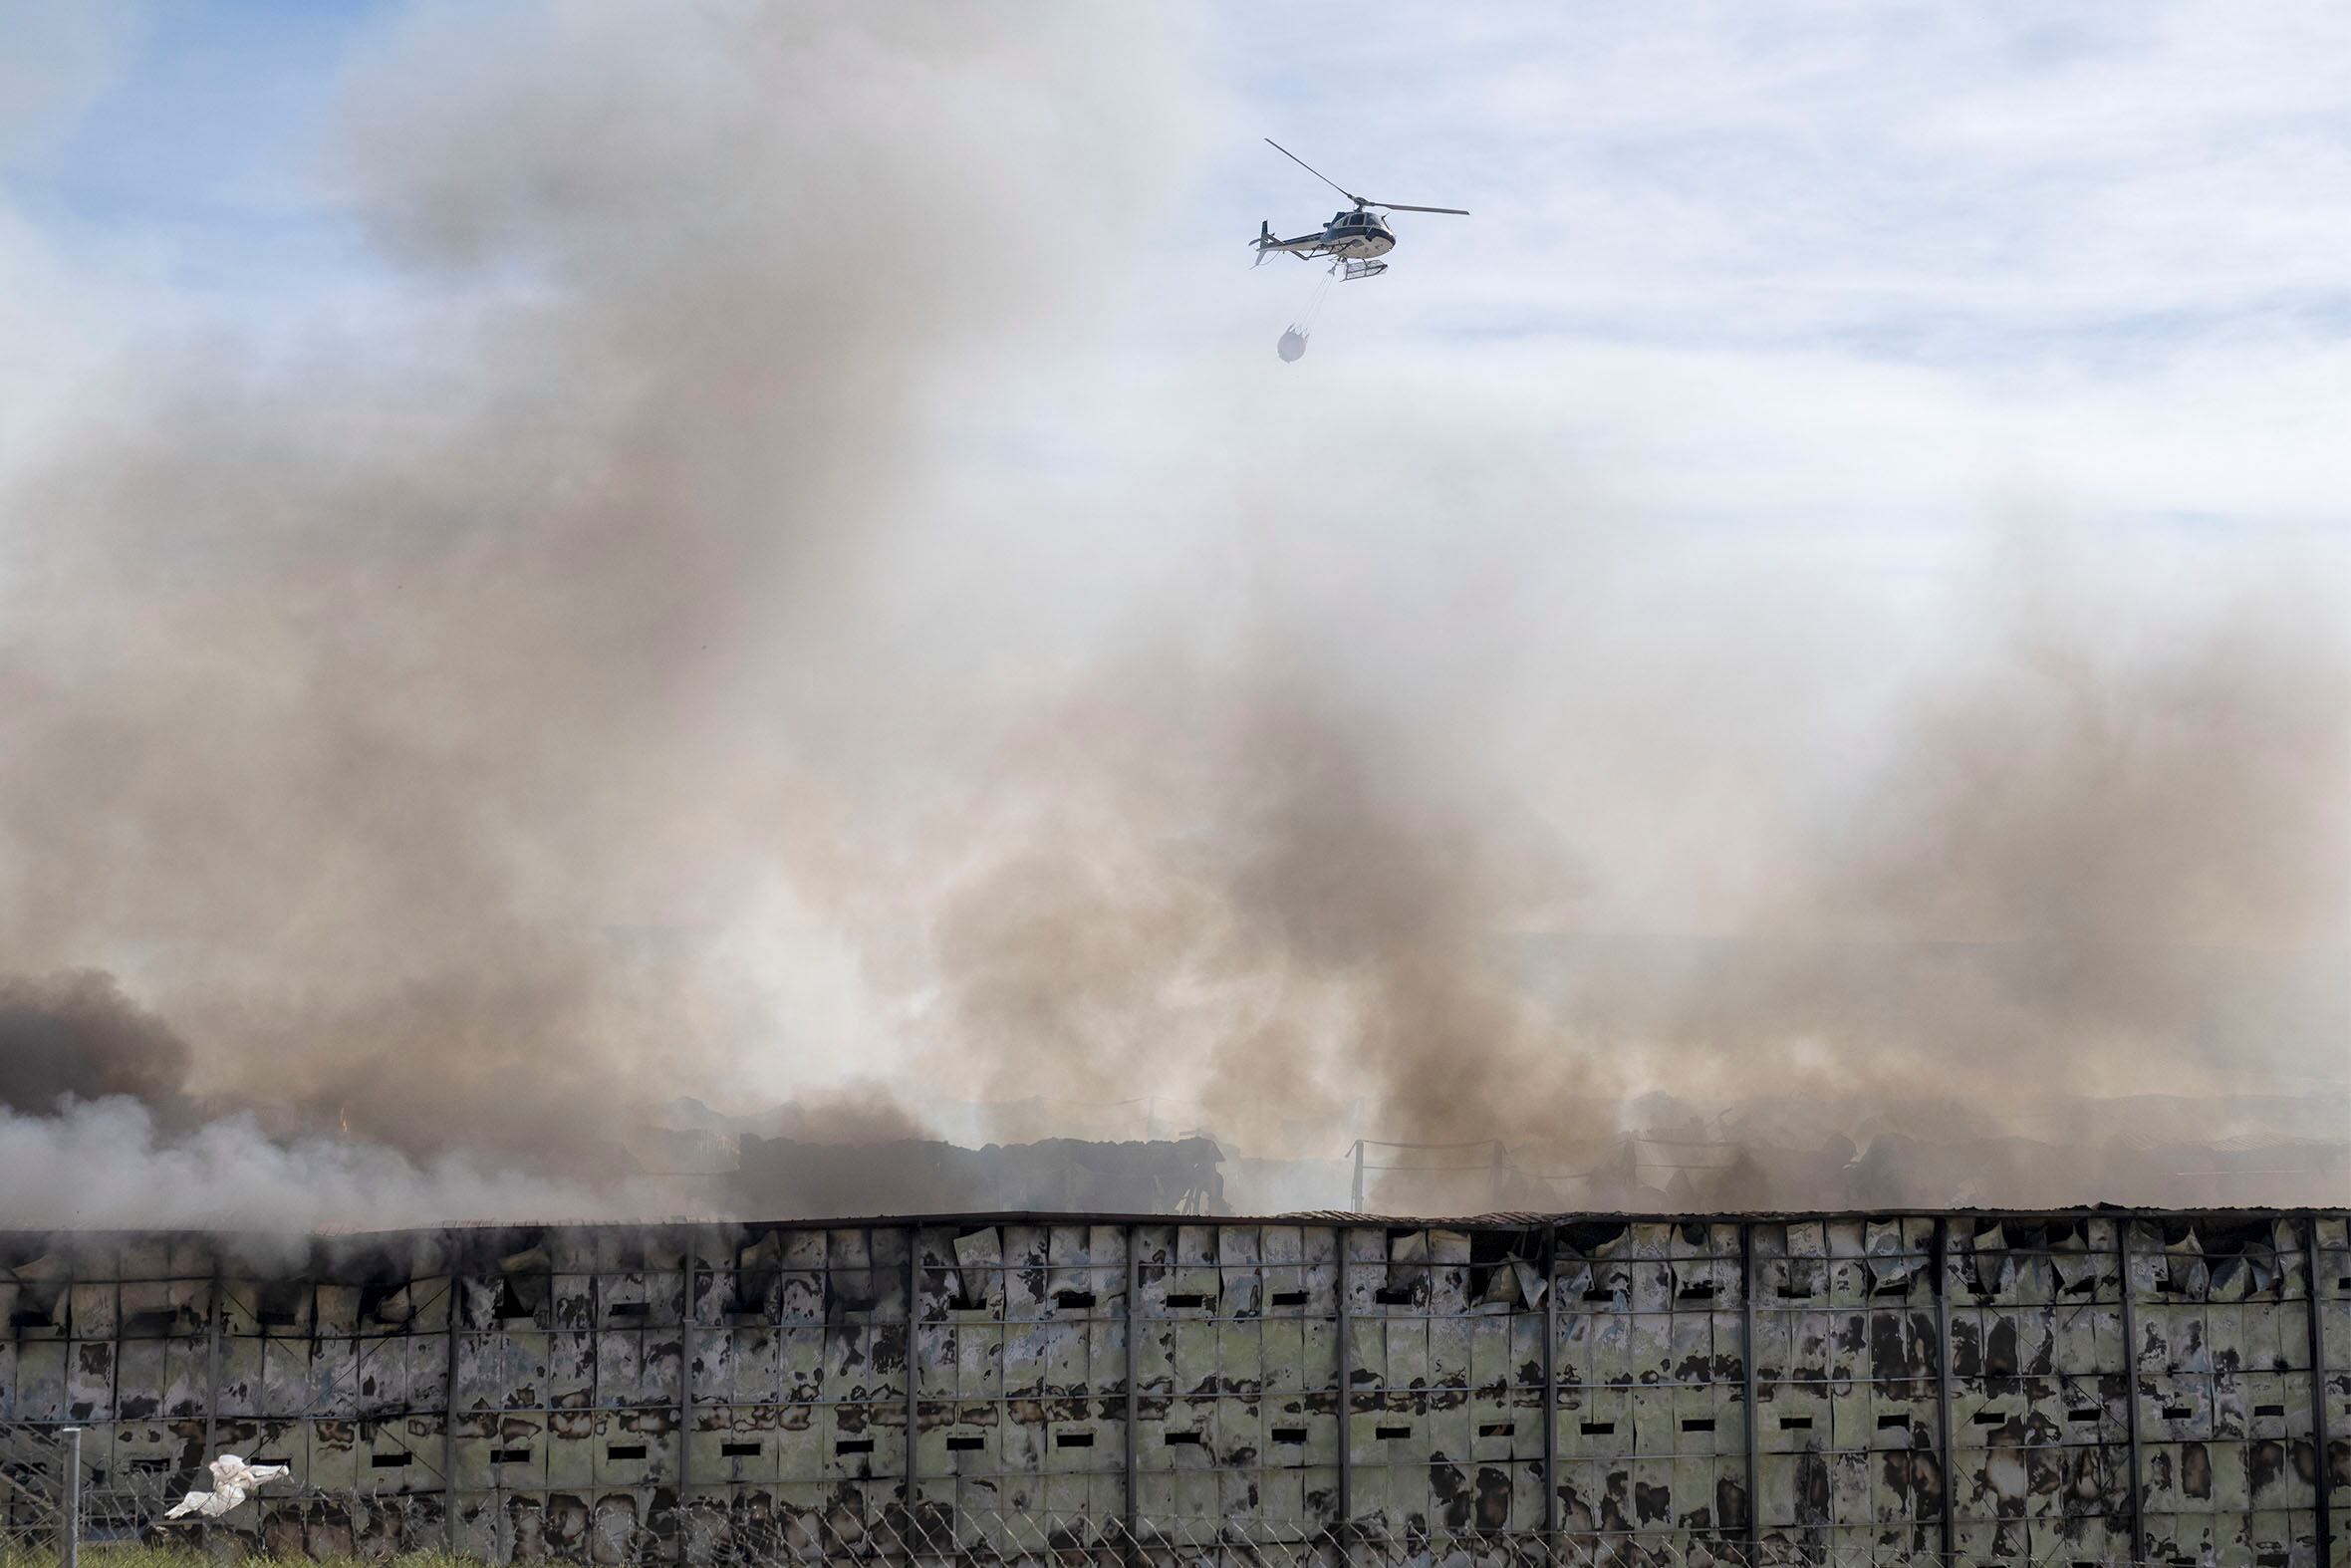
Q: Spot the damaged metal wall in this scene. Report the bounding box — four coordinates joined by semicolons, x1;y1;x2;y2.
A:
0;1210;2341;1564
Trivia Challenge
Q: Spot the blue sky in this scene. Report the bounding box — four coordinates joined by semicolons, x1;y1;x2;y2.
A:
12;0;2351;539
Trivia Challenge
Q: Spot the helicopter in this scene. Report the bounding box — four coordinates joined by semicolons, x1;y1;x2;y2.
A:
1251;138;1468;281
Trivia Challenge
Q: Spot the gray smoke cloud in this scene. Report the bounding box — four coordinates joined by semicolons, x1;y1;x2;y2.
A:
0;969;192;1120
0;0;1205;1222
0;1;2342;1225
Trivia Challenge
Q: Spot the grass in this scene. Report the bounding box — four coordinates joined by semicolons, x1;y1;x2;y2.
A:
3;1551;485;1568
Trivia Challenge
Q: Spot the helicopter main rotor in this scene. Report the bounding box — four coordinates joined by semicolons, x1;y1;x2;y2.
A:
1263;137;1469;217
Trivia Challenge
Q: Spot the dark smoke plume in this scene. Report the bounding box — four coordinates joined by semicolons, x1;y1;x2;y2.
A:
0;1;1199;1222
0;969;192;1120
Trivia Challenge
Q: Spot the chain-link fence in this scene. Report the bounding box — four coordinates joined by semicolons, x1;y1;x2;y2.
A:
0;1451;2313;1568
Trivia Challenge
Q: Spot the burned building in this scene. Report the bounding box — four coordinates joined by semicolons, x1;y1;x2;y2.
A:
0;1209;2344;1565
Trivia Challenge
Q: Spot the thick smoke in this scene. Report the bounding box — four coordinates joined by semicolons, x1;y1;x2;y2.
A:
0;0;1203;1219
0;1097;604;1230
850;531;2347;1205
0;2;2342;1224
0;969;192;1120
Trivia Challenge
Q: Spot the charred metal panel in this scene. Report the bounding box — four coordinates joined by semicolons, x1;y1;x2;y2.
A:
2317;1215;2348;1568
1944;1216;2132;1566
672;1222;910;1561
1127;1220;1337;1539
2128;1216;2321;1568
1552;1219;1745;1566
3;1209;2341;1565
1751;1217;1945;1564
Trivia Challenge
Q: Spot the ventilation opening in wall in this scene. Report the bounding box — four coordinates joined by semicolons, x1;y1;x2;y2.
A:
2254;1404;2285;1418
607;1301;650;1320
2258;1553;2291;1566
836;1439;874;1456
1270;1291;1308;1308
1972;1413;2007;1427
2069;1410;2101;1423
256;1309;300;1328
2161;1406;2194;1421
1164;1293;1212;1310
1779;1417;1813;1432
727;1272;775;1320
1580;1423;1614;1436
1480;1423;1515;1437
720;1442;761;1458
945;1437;985;1452
491;1449;532;1464
1775;1285;1808;1300
1375;1426;1413;1440
254;1456;292;1470
1682;1419;1715;1434
371;1452;410;1469
1273;1429;1307;1445
1053;1291;1096;1310
1373;1287;1415;1306
946;1288;987;1311
123;1309;181;1336
1877;1415;1909;1431
1873;1279;1914;1298
606;1445;647;1460
1055;1433;1094;1449
7;1309;53;1329
1162;1433;1202;1446
1677;1283;1716;1302
1581;1288;1614;1303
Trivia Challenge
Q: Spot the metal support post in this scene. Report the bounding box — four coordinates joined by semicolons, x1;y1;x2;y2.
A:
1739;1220;1760;1562
1350;1143;1366;1214
2306;1214;2334;1568
203;1251;224;1457
905;1231;921;1514
1540;1223;1559;1551
60;1427;81;1568
677;1229;696;1567
1336;1225;1353;1540
1933;1217;1956;1566
444;1272;462;1554
204;1250;226;1563
1124;1224;1141;1558
2117;1219;2146;1561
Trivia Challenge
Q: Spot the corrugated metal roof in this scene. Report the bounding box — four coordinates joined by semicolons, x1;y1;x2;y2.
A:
43;1199;2342;1242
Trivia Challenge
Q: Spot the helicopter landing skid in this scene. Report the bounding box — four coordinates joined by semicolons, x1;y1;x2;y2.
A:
1333;258;1389;281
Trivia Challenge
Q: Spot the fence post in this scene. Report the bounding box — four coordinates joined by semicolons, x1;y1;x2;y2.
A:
443;1268;462;1556
905;1231;920;1527
1739;1220;1759;1564
1336;1224;1353;1549
60;1427;81;1568
2306;1213;2333;1568
1540;1222;1558;1555
2117;1218;2146;1563
1123;1222;1140;1562
1933;1216;1956;1567
677;1227;697;1568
